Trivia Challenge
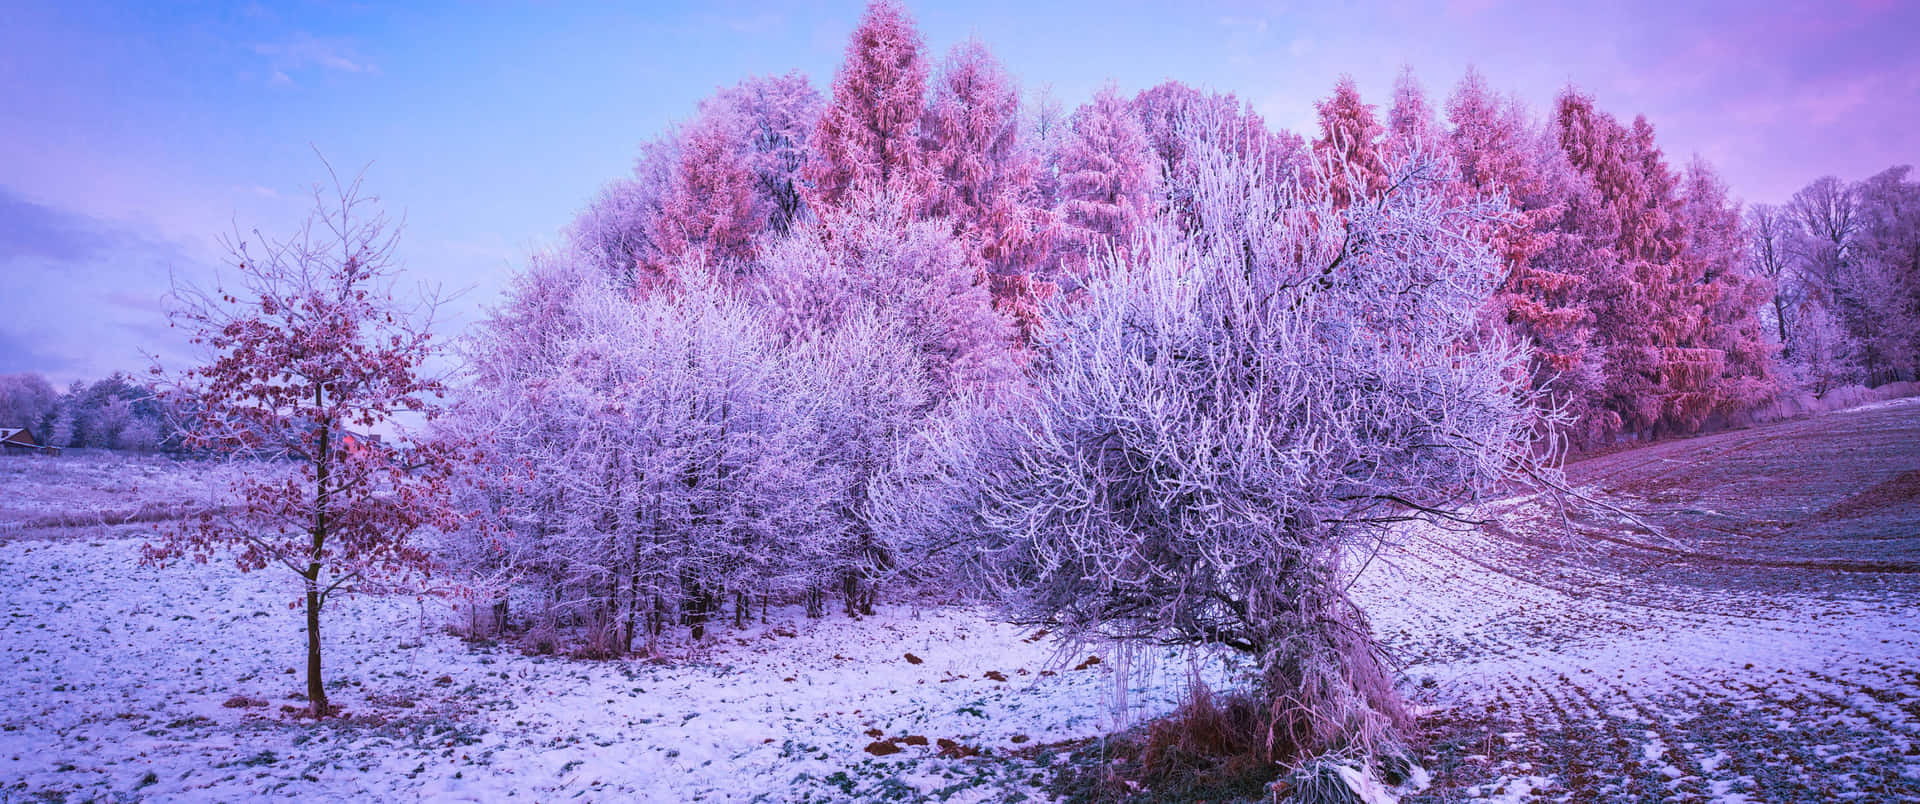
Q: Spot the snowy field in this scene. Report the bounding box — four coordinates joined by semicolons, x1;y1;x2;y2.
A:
1376;396;1920;802
0;455;1231;802
3;400;1919;802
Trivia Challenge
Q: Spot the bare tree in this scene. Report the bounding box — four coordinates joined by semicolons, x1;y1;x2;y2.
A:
1746;204;1797;349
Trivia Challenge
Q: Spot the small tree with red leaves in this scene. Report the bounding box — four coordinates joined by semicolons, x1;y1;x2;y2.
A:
144;167;456;718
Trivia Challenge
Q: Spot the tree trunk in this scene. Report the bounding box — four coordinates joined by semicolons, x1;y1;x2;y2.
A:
308;392;332;718
305;575;327;717
1772;294;1789;352
1254;551;1407;762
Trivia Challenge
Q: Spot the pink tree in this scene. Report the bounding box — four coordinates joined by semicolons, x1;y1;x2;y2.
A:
1552;89;1775;438
1386;66;1440;154
1551;90;1666;436
920;38;1034;264
658;104;762;273
1675;158;1776;416
1445;69;1599;417
919;38;1051;340
806;0;930;211
1313;77;1388;209
1051;84;1151;280
144;170;457;718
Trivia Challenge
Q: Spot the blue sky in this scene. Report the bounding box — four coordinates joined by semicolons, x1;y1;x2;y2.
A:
3;0;1915;385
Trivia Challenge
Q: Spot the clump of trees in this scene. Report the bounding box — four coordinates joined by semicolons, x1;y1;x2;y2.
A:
444;258;944;654
424;0;1798;781
0;371;178;452
1749;168;1920;392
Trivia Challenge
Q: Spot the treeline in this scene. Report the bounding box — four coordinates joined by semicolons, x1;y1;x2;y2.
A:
438;0;1822;657
558;31;1803;448
0;372;179;452
1751;170;1920;393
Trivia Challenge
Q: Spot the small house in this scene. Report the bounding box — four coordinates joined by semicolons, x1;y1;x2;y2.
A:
0;427;60;456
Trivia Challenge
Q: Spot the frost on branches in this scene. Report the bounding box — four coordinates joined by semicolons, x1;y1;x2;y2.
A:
755;193;1020;400
967;136;1560;763
1050;84;1151;283
447;242;951;653
143;171;458;718
806;0;930;211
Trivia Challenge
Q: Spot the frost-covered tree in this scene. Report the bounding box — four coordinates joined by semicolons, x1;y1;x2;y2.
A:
1746;203;1799;350
1313;77;1388;208
569;139;680;287
1788;176;1858;295
144;170;457;717
1847;166;1920;382
658;103;762;270
454;259;837;650
784;314;933;615
0;373;57;432
717;72;824;234
1386;66;1439;153
920;39;1035;266
1051;84;1151;281
1674;158;1776;418
970;135;1555;764
807;0;930;211
919;38;1051;340
1786;300;1856;394
1445;69;1603;427
1547;90;1776;438
756;194;1018;399
569;75;821;292
1769;169;1920;388
1024;84;1070;209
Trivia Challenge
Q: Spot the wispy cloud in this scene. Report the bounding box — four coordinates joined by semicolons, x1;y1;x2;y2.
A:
250;32;378;80
0;186;203;383
724;11;786;36
0;190;102;263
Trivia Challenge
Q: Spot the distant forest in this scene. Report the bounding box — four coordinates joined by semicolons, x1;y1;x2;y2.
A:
0;372;176;452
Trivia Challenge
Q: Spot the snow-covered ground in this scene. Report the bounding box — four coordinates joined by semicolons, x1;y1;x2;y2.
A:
1357;522;1920;802
1363;395;1920;802
0;521;1234;802
3;398;1917;802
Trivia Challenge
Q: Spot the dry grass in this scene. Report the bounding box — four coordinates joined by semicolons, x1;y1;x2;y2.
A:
1138;679;1276;786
